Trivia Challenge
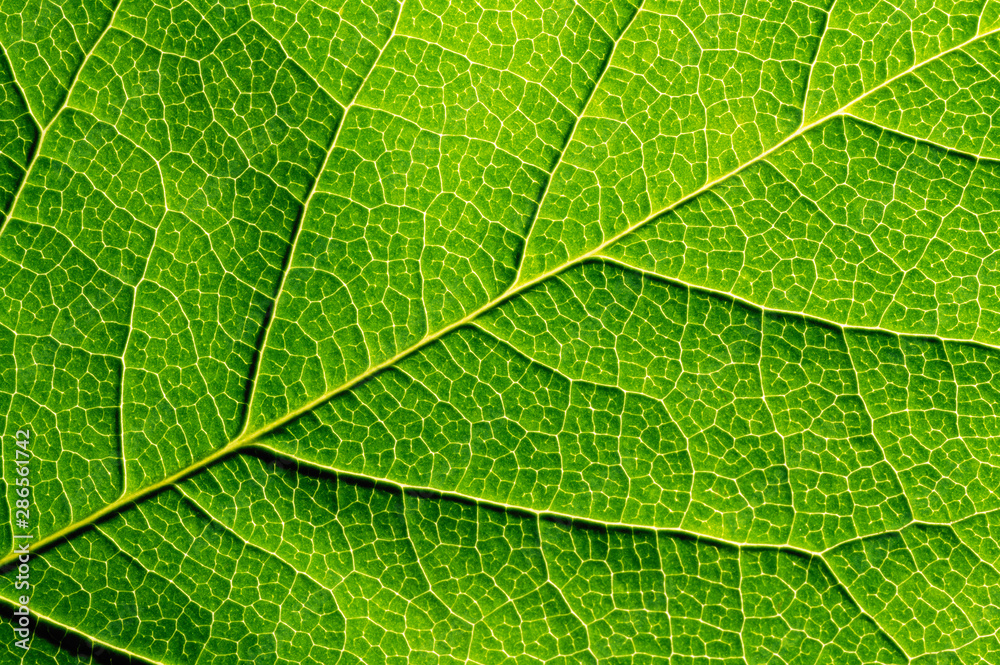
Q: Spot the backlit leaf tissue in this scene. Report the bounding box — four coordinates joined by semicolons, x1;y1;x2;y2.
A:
1;0;1000;663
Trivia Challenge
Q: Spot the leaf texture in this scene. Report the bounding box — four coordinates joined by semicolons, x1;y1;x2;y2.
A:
2;0;1000;662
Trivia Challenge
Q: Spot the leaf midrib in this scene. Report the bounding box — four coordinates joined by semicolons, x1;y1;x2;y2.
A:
3;13;999;570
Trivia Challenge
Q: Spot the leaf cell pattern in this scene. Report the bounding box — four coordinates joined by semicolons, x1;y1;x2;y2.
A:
1;0;1000;663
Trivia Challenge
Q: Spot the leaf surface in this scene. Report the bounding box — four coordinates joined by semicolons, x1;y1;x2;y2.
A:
3;0;1000;662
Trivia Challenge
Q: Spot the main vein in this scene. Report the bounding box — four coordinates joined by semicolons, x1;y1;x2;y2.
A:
3;16;1000;569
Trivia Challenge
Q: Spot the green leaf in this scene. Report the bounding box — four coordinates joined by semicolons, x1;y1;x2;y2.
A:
2;0;1000;662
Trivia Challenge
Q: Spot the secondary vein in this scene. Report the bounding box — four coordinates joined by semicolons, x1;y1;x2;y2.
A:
0;0;125;234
